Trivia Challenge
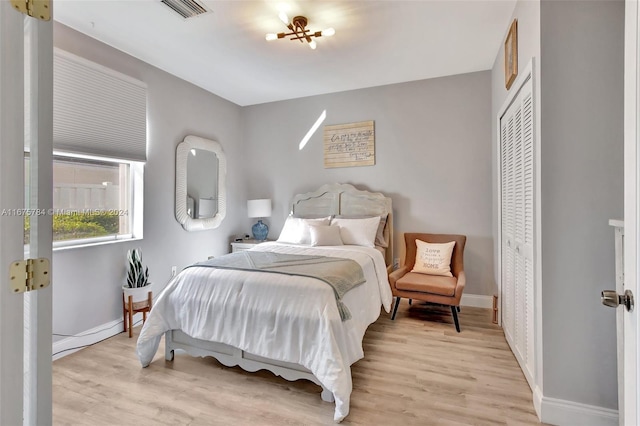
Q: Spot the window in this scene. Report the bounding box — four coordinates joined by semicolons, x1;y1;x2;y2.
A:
21;49;148;249
24;152;144;248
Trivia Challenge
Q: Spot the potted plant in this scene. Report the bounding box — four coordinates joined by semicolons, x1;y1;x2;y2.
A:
123;248;151;303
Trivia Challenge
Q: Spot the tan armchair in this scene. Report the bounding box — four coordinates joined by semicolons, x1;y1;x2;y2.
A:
388;233;467;332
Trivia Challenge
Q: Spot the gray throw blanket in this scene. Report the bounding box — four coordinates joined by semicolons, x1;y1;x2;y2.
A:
190;251;366;321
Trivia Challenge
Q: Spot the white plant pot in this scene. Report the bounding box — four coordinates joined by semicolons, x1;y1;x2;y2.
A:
123;283;153;304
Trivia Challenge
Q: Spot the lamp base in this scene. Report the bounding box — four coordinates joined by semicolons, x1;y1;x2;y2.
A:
252;220;269;241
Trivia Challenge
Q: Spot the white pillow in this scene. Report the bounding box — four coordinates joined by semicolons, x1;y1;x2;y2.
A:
277;216;331;244
335;214;388;248
412;239;456;277
330;216;379;248
309;225;343;246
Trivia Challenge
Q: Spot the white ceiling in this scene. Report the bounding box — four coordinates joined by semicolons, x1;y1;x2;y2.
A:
54;0;517;106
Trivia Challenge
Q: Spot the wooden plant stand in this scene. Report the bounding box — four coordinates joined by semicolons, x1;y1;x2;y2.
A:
122;291;152;338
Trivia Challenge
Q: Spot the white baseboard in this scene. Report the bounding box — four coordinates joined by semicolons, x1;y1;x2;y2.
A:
52;313;144;361
536;391;618;426
460;293;493;309
534;385;543;419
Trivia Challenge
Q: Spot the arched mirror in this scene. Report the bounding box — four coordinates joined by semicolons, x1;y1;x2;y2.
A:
175;135;227;231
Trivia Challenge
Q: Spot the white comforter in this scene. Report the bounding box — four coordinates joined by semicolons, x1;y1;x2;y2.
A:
136;242;392;422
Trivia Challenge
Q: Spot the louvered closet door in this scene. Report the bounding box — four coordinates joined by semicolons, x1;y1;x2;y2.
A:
501;102;516;346
500;75;535;389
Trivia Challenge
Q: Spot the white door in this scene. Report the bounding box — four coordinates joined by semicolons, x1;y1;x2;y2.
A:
623;1;640;424
0;4;53;425
499;69;535;390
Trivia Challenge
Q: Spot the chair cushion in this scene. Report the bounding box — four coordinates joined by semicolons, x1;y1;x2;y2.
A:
395;272;457;296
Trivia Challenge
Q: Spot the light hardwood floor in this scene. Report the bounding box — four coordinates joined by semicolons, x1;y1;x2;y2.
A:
53;303;542;425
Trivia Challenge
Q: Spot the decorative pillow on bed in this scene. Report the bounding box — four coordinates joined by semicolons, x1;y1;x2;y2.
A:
412;239;456;277
330;216;379;248
277;216;331;244
335;214;388;248
309;224;344;246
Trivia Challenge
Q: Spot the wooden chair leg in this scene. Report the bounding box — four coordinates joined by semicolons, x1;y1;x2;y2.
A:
450;305;461;332
391;297;401;320
122;293;127;333
128;295;134;338
143;290;152;324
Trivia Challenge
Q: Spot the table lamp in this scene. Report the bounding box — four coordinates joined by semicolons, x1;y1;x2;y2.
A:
247;199;272;241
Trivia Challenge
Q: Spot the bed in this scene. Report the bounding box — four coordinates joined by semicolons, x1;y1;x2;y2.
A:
136;183;393;422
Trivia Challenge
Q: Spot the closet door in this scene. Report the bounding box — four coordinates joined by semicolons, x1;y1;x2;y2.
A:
521;90;535;382
500;75;535;388
501;101;516;345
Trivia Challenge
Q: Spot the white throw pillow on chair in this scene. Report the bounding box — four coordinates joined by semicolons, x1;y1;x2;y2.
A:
412;239;456;277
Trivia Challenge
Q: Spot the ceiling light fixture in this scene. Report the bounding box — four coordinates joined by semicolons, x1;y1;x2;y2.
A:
265;13;335;50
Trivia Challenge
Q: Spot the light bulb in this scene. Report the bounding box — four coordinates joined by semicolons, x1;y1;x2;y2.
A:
309;40;317;49
321;28;335;37
278;11;289;24
265;33;277;41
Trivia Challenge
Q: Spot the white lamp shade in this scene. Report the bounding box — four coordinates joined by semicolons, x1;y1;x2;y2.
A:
247;199;272;218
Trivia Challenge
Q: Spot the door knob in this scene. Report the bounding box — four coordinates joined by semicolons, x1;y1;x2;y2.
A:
601;289;634;312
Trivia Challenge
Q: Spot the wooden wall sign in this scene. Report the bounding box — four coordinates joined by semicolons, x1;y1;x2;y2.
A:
323;120;375;168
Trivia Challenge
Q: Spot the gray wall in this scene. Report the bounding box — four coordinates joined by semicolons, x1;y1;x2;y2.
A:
539;0;623;409
491;0;540;294
492;0;623;412
52;24;246;338
242;72;495;296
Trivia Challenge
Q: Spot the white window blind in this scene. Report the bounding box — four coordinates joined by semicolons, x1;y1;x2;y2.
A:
52;49;147;162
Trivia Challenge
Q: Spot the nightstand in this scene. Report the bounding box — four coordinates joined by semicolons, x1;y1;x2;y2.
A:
230;239;270;253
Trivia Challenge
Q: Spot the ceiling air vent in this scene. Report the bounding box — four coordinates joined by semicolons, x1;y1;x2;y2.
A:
160;0;209;19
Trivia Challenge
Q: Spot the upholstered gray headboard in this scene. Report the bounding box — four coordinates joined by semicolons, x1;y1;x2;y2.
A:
291;183;393;268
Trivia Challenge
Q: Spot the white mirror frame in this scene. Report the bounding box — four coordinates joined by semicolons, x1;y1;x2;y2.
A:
175;135;227;231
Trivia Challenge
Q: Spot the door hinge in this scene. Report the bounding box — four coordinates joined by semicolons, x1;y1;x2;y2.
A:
9;258;50;294
10;0;51;21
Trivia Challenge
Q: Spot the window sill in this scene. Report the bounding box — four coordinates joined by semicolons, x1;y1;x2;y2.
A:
51;236;142;253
